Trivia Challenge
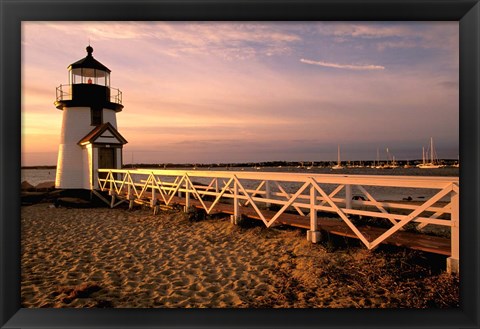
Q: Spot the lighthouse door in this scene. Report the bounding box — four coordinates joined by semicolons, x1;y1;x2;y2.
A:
98;147;115;179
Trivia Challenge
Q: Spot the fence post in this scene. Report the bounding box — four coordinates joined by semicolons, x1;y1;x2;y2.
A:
94;169;98;190
345;184;352;210
178;177;183;198
109;171;113;193
108;189;116;208
231;179;241;225
151;186;156;208
108;172;115;208
447;186;459;274
127;181;135;210
307;185;321;243
184;180;190;212
265;180;271;209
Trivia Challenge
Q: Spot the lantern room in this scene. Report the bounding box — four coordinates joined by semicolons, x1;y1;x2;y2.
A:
68;46;111;87
55;45;123;112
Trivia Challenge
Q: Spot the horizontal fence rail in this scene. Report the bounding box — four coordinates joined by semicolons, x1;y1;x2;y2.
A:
96;168;460;273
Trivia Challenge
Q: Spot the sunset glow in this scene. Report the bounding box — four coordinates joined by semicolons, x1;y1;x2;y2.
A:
22;21;459;166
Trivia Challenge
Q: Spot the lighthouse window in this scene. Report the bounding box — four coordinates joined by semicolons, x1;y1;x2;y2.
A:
82;68;95;84
91;107;103;126
70;68;109;86
97;74;106;87
71;68;83;84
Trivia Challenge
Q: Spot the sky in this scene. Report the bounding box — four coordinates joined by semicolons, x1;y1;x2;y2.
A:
21;21;459;166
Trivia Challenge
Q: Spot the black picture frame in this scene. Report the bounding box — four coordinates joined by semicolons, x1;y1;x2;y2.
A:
1;0;479;328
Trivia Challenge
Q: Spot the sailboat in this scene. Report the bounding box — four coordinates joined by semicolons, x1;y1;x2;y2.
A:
331;145;344;170
417;146;426;167
374;148;383;169
417;137;443;169
390;155;399;168
385;149;399;169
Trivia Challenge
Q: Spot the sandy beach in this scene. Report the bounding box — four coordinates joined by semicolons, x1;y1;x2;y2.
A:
21;203;459;308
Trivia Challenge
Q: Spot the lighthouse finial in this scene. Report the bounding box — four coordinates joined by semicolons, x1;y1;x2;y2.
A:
86;45;93;56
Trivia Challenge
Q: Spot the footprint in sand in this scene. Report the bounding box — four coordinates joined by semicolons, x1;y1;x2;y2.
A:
171;280;188;288
139;283;156;290
205;273;221;282
234;279;249;289
196;290;210;298
186;283;202;292
159;269;173;276
205;285;221;293
218;292;243;306
124;281;138;289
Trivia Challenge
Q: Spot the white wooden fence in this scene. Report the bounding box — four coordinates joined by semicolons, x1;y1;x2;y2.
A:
96;169;459;273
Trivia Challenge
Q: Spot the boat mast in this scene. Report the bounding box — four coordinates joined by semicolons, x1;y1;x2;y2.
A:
337;145;341;166
430;137;434;164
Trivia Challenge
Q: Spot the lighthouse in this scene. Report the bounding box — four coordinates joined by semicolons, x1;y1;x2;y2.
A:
54;46;127;190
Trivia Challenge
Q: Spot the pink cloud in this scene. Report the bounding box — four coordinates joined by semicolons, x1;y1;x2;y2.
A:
300;58;385;70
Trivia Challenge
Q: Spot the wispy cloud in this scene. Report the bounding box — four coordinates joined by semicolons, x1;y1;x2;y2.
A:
325;24;411;39
300;58;385;70
40;22;301;60
316;22;458;53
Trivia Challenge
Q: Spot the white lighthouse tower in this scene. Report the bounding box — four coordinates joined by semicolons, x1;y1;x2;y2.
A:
55;46;127;190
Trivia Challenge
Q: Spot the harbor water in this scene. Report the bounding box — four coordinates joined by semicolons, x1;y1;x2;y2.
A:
22;166;459;202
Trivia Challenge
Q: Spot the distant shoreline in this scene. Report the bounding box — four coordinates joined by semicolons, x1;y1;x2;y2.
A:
22;159;461;170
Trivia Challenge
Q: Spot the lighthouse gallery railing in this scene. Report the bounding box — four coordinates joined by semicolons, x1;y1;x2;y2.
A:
56;84;122;104
96;168;459;270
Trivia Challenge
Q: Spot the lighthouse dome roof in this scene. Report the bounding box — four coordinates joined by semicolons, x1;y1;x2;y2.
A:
68;46;111;73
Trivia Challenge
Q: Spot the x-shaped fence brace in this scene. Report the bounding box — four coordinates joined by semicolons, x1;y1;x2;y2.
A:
98;169;458;253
